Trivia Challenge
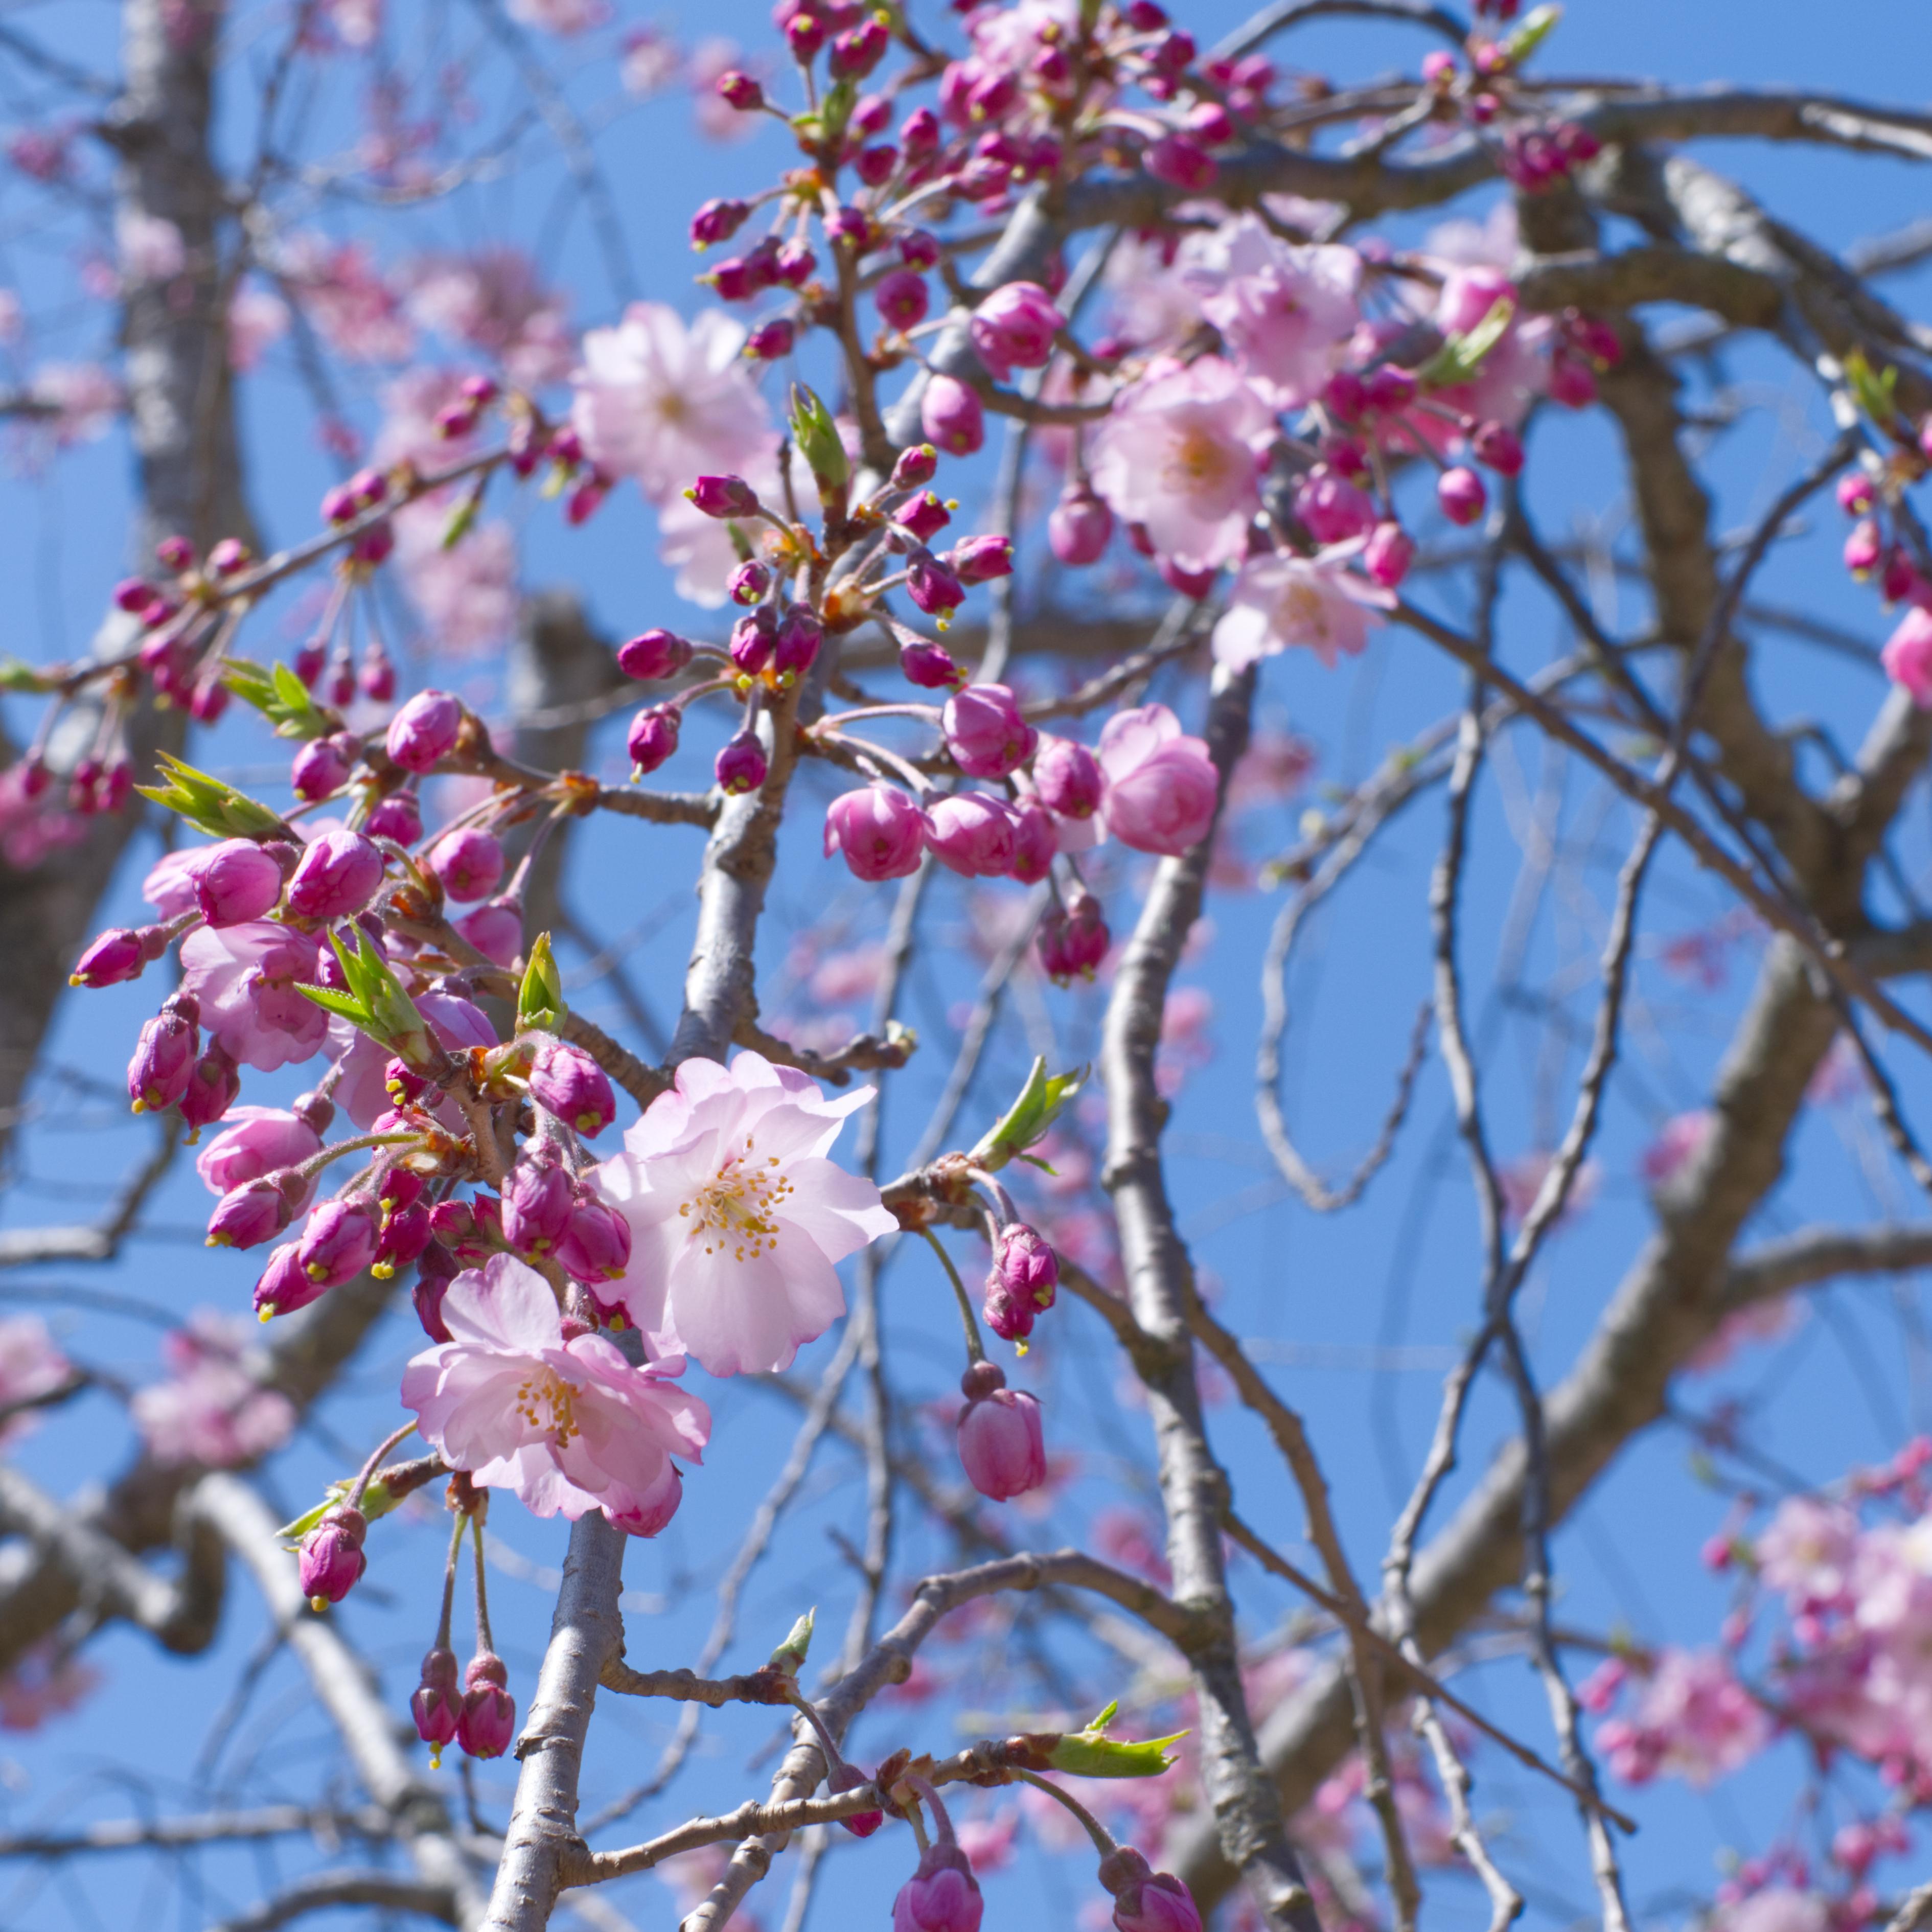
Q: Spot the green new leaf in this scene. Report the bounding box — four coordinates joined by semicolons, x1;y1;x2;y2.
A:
0;657;51;693
769;1606;815;1677
1843;348;1901;429
1502;2;1562;65
817;77;858;149
1416;295;1516;389
219;658;336;740
969;1055;1087;1172
297;925;433;1065
276;1471;412;1545
135;752;291;841
518;932;566;1032
1046;1702;1187;1779
790;383;850;490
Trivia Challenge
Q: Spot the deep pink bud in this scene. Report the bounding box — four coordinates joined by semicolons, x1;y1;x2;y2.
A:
942;682;1036;778
1883;548;1919;604
297;1198;379;1286
1007;803;1056;885
1294;466;1376;544
208;537;250;576
372;1200;432;1279
414;1246;457;1340
688;474;761;519
411;1647;463;1753
968;282;1062;383
1048;487;1112;566
287;830;384;921
825;784;928;881
617;628;694;680
1837;471;1876;517
907;552;967;617
1437;465;1487;526
690;197;750;248
996;1222;1057;1312
254;1240;327;1319
1470;420;1525;476
386;690;463;773
365;791;422;844
921;375;984;457
1845;518;1882;577
458;1652;516;1759
895;490;951;542
956;1362;1045;1500
826;205;872;255
558;1194;633;1283
1038;888;1108;983
1144;133;1215;189
1032;737;1102;819
194;839;284;928
900;638;962;688
207;1178;294;1250
729;559;773;606
1364;520;1414;589
830;13;888;77
627;704;681;775
502;1157;573;1255
716;730;769;795
1101;1848;1204;1932
291;734;352;803
831;1760;885;1837
430;826;505;904
114;576;156;614
891;442;939;489
730;606;776;674
298;1506;367;1607
925;793;1018;877
775;240;817;286
947;535;1013;584
900;110;940;163
530;1040;616;1136
786;9;826;59
71;925;162;990
155;534;194;570
893;1839;984;1932
178;1042;241;1134
717;68;764;109
1365;365;1417;412
773;605;823;678
129;994;200;1114
747;317;797;359
1548;347;1597;408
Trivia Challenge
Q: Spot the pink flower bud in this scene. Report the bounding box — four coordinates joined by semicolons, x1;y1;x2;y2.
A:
1009;802;1057;885
288;830;385;921
1365;365;1417;412
298;1198;379;1286
687;474;761;519
207;1178;294;1250
1436;465;1487;526
716;730;769;796
855;143;899;187
411;1647;463;1753
901;638;962;688
825;784;928;882
372;1202;431;1279
690;196;750;248
114;576;156;613
900;108;940;163
826;204;873;254
1362;519;1415;589
893;1840;984;1932
456;896;523;968
969;281;1063;381
1422;48;1455;84
193;838;284;928
129;993;199;1114
1837;471;1876;516
558;1193;632;1283
774;605;823;677
891;442;939;489
729;607;775;675
1292;466;1374;545
365;791;422;844
922;375;984;457
1845;518;1882;577
830;1760;885;1837
907;551;967;618
1032;737;1102;819
996;1222;1058;1312
386;690;463;773
298;1505;367;1607
458;1652;516;1759
254;1240;327;1319
876;268;929;330
1548;348;1597;408
1883;548;1920;604
786;9;826;59
947;535;1013;584
291;735;351;803
1100;1848;1203;1932
414;1246;456;1340
1048;487;1112;565
775;239;816;286
831;12;888;76
531;1041;616;1136
503;1156;573;1255
622;703;678;775
716;69;764;110
1144;133;1216;189
178;1042;241;1134
617;628;694;680
895;490;952;542
208;537;250;576
1038;889;1108;983
925;793;1018;878
429;826;505;904
71;925;161;990
956;1362;1045;1499
942;683;1036;778
1470;420;1525;476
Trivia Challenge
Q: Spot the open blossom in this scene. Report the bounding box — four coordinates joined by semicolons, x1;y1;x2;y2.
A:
0;1318;70;1446
179;922;328;1072
1213;545;1395;671
1088;357;1275;574
571;302;772;500
401;1255;710;1531
590;1052;897;1377
195;1106;324;1200
1097;704;1219;857
1756;1495;1860;1608
1596;1647;1769;1787
1882;605;1932;705
132;1312;295;1467
1187;215;1362;406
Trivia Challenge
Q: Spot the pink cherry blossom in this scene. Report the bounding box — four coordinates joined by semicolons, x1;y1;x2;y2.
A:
194;1106;324;1198
131;1312;296;1467
1882;606;1932;705
590;1052;898;1376
1187;215;1362;406
1096;704;1220;858
401;1254;710;1529
571;301;773;501
1087;357;1275;575
1596;1647;1769;1786
1757;1496;1860;1609
329;992;497;1131
0;1317;69;1447
1213;545;1395;671
179;921;329;1072
1713;1892;1830;1932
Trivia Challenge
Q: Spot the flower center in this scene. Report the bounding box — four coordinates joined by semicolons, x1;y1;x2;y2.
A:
514;1368;581;1445
678;1134;793;1262
1166;424;1236;493
1278;578;1330;638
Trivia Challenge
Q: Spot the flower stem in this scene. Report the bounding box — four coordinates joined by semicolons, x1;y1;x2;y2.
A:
346;1418;418;1508
920;1226;985;1363
434;1507;465;1651
902;1773;957;1846
470;1513;494;1654
1010;1768;1119;1857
